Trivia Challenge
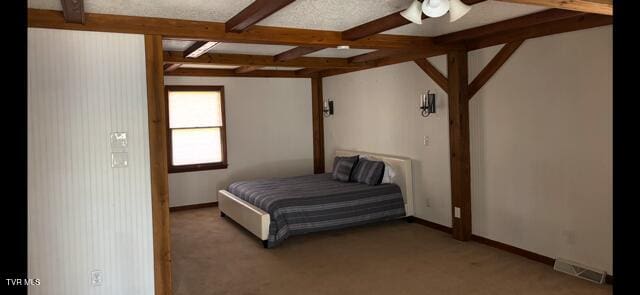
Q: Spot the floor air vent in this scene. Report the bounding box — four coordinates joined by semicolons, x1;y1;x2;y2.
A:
553;258;606;284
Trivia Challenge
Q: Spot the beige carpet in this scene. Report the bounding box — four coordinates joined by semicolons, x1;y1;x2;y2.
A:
170;207;611;295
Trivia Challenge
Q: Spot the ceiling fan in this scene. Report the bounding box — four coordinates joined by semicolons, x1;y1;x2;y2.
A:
400;0;472;24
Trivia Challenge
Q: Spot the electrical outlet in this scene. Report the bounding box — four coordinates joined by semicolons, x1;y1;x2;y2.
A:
423;136;430;146
111;152;128;168
425;198;431;207
454;207;461;218
91;270;103;287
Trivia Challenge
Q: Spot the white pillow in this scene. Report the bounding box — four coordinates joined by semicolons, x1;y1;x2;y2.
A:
359;154;396;184
382;163;396;184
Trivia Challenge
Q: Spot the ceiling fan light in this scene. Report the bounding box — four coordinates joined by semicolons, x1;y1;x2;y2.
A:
422;0;450;18
400;0;423;25
449;0;472;22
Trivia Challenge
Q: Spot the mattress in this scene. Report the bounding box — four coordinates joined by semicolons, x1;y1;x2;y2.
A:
228;173;406;248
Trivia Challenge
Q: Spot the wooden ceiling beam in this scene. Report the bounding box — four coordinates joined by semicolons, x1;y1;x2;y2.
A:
164;51;371;69
295;68;328;76
274;46;325;62
348;49;409;63
342;10;418;42
414;59;449;93
468;40;524;99
342;0;487;41
27;9;436;50
163;63;182;73
60;0;84;24
165;68;309;78
253;1;489;62
464;13;612;50
433;9;585;45
183;41;219;58
271;0;478;66
234;65;264;74
319;50;444;78
496;0;612;15
322;11;610;79
225;0;296;33
320;43;453;78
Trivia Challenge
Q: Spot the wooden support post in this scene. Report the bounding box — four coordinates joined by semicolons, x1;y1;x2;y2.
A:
60;0;85;24
447;50;472;241
311;77;325;174
144;34;173;295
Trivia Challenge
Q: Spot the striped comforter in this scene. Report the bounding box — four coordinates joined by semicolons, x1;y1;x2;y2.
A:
228;173;406;248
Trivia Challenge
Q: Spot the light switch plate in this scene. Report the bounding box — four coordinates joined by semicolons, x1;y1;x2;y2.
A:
91;270;103;287
454;207;461;218
111;152;128;168
110;132;128;151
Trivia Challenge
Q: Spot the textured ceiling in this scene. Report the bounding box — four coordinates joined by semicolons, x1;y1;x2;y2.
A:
29;0;545;36
255;0;410;31
32;0;548;59
28;0;254;23
28;0;407;30
306;48;375;58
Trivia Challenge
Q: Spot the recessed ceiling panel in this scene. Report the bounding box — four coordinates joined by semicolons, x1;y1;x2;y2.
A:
210;43;296;56
162;41;295;56
306;48;376;58
180;64;239;69
163;40;196;52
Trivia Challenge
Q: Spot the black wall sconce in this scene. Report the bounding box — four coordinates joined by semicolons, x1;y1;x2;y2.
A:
323;100;334;117
419;91;436;117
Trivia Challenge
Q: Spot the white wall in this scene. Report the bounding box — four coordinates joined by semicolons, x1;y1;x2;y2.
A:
28;28;155;294
323;57;453;227
323;26;612;274
469;26;612;274
165;76;314;207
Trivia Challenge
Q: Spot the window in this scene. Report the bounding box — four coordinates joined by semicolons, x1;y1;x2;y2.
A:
166;86;227;173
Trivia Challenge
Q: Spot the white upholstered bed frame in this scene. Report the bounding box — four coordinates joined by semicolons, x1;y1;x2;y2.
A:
217;149;414;244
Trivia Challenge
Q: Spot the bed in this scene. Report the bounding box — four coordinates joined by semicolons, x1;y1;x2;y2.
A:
217;150;415;248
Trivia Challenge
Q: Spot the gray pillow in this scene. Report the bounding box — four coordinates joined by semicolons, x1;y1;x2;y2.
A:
332;156;359;182
351;158;385;185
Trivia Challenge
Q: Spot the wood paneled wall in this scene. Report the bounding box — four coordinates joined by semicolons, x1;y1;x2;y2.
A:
27;28;155;295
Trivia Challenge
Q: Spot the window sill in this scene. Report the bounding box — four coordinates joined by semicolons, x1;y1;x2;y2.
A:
169;163;228;174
